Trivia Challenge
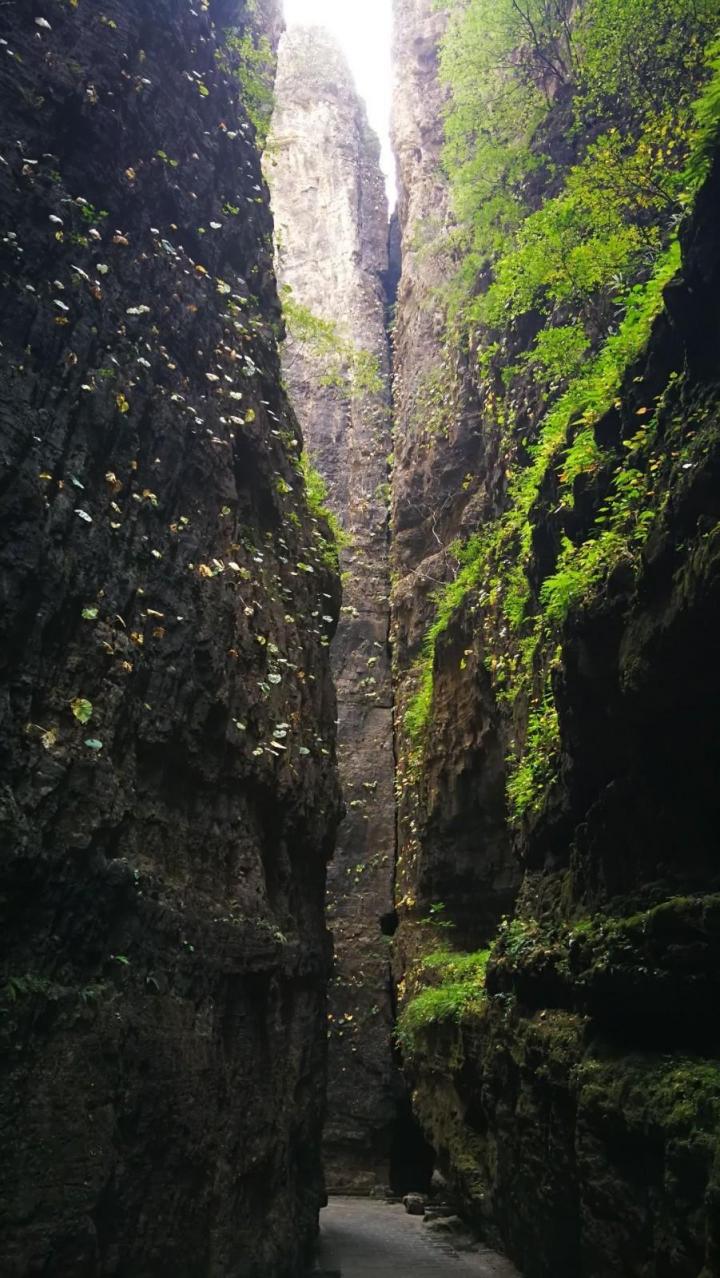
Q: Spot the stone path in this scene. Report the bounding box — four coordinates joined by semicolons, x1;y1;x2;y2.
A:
315;1197;521;1277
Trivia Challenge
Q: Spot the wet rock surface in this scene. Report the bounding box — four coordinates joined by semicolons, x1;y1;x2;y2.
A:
0;2;341;1274
267;28;398;1192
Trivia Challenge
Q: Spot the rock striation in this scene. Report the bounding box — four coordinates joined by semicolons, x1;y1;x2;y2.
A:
266;27;398;1192
0;2;341;1274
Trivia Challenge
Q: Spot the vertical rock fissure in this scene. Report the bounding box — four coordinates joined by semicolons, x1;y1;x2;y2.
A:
267;26;402;1194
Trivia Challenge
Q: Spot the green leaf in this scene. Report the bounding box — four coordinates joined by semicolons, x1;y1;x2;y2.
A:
71;697;93;724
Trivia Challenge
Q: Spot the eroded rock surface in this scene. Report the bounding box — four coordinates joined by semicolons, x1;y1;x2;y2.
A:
267;27;398;1191
0;2;340;1274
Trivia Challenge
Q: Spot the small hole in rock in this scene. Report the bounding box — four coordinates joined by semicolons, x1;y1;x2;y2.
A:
380;910;398;937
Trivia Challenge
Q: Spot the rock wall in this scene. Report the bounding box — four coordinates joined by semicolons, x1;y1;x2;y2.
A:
396;161;720;1271
266;29;398;1191
389;3;720;1275
0;3;341;1275
390;0;519;961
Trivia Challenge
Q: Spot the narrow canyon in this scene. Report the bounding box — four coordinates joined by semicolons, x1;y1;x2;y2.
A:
1;1;719;1276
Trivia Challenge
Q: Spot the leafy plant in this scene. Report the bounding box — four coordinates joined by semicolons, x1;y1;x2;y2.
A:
395;947;490;1054
282;292;383;398
404;4;720;829
299;453;350;568
71;697;93;724
219;27;275;147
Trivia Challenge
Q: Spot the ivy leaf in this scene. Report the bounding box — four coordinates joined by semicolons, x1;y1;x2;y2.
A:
71;697;93;724
82;606;99;620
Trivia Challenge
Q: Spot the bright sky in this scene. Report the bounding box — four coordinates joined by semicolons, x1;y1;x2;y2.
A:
282;0;396;206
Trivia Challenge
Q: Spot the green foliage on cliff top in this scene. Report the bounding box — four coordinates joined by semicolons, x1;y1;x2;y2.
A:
406;2;720;824
440;0;718;307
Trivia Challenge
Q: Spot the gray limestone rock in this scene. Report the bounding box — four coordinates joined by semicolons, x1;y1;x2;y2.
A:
266;26;398;1190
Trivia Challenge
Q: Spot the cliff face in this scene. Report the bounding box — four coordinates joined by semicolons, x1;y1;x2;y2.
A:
0;3;341;1275
266;28;398;1191
390;0;519;958
390;3;720;1275
395;162;720;1273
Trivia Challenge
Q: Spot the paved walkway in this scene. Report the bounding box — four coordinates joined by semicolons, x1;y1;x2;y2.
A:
316;1197;521;1277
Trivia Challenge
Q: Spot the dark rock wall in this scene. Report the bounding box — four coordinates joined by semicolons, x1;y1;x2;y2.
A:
0;2;341;1275
389;3;720;1274
266;28;398;1192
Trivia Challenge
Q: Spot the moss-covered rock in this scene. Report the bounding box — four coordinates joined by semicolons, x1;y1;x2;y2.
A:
407;997;719;1277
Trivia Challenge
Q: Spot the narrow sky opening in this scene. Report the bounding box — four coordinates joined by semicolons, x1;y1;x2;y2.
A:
282;0;396;207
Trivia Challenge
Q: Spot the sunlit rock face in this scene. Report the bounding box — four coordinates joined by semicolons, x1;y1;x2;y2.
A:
266;26;399;1193
0;2;341;1274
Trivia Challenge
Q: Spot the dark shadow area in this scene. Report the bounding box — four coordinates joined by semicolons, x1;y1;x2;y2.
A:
381;210;402;312
380;909;398;937
388;1095;434;1195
